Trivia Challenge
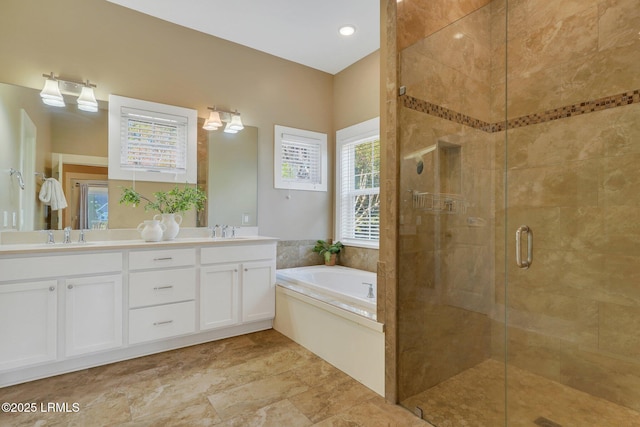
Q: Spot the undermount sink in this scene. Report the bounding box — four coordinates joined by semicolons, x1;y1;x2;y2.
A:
44;241;98;247
210;236;250;241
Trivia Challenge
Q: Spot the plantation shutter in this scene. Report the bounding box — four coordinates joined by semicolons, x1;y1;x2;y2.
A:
274;125;327;191
120;107;188;175
280;133;322;185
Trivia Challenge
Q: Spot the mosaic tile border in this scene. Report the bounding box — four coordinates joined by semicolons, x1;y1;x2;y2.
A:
401;89;640;133
401;95;493;132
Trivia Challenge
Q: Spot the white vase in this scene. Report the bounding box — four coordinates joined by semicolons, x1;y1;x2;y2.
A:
137;220;165;242
154;213;182;240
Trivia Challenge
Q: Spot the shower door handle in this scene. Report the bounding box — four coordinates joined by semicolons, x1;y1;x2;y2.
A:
515;225;533;269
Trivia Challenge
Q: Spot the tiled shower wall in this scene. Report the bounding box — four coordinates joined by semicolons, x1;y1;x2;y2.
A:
493;0;640;411
395;0;640;410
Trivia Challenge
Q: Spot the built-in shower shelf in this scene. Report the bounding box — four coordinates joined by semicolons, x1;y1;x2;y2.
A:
412;191;466;214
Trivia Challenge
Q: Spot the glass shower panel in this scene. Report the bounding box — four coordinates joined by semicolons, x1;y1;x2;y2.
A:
397;2;505;425
504;0;640;424
396;0;640;424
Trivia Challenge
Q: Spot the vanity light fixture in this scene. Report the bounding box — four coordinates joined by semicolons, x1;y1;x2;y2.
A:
40;72;99;112
223;122;238;134
203;107;244;132
203;110;223;130
228;112;244;131
40;72;65;107
76;81;98;112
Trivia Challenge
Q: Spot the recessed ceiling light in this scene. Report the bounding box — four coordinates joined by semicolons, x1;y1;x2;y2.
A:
339;25;356;36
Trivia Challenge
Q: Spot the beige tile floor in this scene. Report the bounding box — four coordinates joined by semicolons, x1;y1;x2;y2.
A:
0;329;429;427
402;359;640;427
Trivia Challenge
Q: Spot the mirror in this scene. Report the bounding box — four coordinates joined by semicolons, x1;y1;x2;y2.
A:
0;81;258;231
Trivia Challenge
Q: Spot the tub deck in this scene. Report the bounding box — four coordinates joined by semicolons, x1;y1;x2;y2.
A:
276;265;377;320
274;266;385;396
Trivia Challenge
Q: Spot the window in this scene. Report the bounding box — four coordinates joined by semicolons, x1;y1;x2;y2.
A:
108;95;197;183
274;125;327;191
336;117;380;248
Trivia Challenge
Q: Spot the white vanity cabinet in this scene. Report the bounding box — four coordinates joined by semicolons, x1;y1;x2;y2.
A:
65;274;123;357
0;281;57;371
0;251;123;369
200;243;276;329
128;248;197;344
0;236;277;388
242;260;277;322
200;263;240;330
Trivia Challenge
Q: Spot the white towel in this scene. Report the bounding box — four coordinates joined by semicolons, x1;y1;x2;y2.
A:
39;178;68;211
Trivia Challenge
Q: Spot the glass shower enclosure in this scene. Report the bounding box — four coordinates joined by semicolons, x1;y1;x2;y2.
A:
396;0;640;425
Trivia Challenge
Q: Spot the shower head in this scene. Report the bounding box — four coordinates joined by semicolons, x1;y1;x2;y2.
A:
9;168;25;190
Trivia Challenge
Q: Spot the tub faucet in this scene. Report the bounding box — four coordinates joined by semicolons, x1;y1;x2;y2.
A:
63;226;72;244
363;282;375;299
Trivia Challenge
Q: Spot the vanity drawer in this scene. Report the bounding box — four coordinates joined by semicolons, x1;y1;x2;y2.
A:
129;248;195;271
129;301;195;344
129;268;195;308
201;244;276;265
0;252;122;282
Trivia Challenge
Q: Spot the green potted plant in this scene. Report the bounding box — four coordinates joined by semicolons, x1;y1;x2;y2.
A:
312;240;344;266
119;184;206;240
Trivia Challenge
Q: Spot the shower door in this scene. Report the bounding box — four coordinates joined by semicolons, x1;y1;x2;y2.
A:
396;0;640;425
502;0;640;424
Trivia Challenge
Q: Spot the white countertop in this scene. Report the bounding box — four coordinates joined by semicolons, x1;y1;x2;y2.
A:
0;232;277;255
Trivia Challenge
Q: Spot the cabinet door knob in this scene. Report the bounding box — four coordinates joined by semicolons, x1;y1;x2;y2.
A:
49;286;55;292
244;268;248;272
67;284;73;290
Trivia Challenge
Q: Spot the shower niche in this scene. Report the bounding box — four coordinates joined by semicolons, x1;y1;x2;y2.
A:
406;139;465;214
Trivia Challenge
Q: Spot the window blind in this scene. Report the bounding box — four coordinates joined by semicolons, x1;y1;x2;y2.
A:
339;137;380;242
120;107;188;174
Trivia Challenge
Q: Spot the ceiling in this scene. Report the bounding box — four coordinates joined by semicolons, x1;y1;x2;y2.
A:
106;0;380;75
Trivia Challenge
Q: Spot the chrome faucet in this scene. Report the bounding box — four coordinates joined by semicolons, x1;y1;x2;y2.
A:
363;282;375;299
63;226;72;244
210;224;221;238
44;230;55;244
221;225;229;238
78;229;87;244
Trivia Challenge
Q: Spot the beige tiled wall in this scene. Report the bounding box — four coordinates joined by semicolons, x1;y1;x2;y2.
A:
276;240;378;272
397;0;491;51
393;0;640;411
